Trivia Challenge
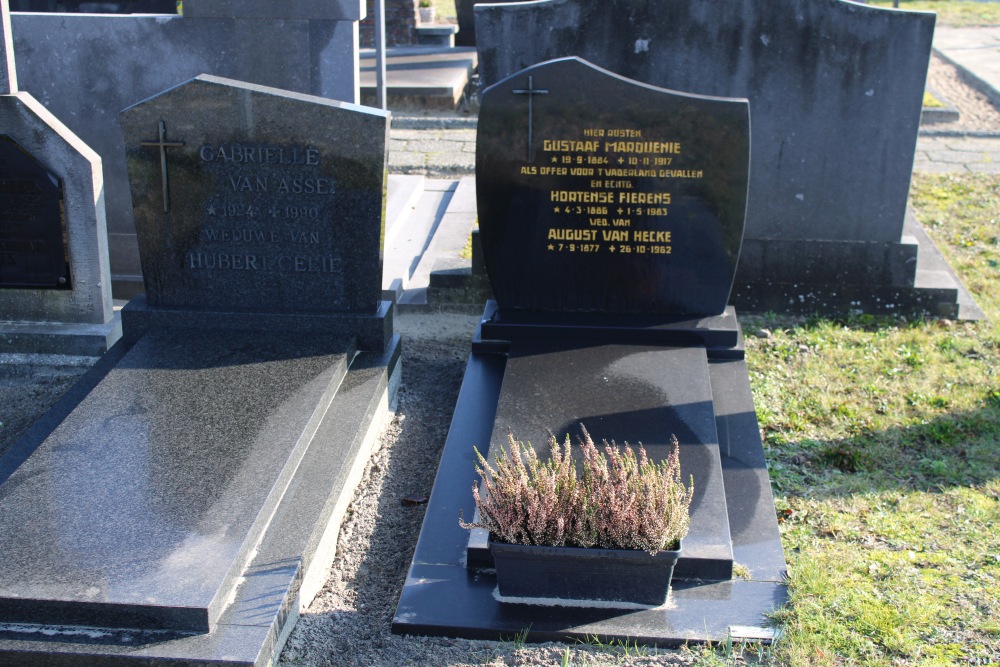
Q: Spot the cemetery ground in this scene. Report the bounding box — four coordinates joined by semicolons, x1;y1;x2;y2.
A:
2;17;999;667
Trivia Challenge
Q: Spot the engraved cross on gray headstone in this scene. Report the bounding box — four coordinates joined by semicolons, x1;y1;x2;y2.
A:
140;120;185;213
512;75;548;161
1;0;18;95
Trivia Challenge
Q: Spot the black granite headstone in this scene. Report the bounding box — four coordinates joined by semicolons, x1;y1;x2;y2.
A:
477;57;749;317
0;135;70;289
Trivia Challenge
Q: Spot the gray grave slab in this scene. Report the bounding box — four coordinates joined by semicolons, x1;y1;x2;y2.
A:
0;329;353;632
0;73;398;665
474;0;955;317
9;2;365;296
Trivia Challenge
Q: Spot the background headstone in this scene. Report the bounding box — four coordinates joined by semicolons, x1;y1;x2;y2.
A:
8;0;365;297
477;57;749;316
475;0;951;316
0;0;120;355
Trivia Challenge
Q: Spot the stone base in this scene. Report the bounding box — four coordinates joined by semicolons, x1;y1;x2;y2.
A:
0;315;122;356
0;315;400;665
392;306;786;645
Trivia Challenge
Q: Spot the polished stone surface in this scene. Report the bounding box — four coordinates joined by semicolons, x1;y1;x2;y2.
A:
120;75;389;315
466;341;734;581
0;336;401;666
478;301;742;354
0;328;353;633
476;57;748;317
474;0;949;317
393;343;786;644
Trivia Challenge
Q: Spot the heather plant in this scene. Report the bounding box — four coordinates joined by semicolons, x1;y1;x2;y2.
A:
461;425;693;554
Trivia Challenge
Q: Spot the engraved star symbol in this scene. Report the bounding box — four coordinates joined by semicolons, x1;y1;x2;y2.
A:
207;204;217;216
547;244;555;251
551;156;558;163
554;206;561;213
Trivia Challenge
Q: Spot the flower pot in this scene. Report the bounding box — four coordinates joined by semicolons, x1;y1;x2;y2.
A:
418;6;435;23
489;539;681;606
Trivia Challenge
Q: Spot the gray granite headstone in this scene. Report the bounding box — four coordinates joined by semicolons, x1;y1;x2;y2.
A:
121;75;388;316
0;0;120;355
475;0;952;316
8;0;365;297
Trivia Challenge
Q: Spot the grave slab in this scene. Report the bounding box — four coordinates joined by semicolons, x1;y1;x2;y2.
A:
395;57;784;645
0;74;397;666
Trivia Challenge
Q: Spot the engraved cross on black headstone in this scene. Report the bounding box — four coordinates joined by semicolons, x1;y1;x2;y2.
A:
512;75;548;161
140;120;185;213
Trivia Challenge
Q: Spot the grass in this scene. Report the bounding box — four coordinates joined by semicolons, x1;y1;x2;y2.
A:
868;0;1000;26
733;172;1000;666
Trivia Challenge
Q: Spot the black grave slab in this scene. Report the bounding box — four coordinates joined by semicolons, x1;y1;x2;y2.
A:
465;341;734;581
0;136;69;289
393;336;786;645
476;57;749;317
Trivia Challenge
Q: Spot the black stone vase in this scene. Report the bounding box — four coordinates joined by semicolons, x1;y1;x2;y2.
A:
489;539;682;606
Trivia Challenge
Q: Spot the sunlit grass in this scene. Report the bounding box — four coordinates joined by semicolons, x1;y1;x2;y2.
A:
739;173;1000;666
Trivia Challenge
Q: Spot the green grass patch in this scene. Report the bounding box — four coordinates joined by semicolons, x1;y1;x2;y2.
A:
744;173;1000;665
869;0;1000;26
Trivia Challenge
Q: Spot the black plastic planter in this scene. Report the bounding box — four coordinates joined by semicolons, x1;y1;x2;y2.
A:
490;540;681;606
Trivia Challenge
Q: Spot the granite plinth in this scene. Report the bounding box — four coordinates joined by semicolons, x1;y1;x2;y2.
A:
465;340;734;582
477;301;742;356
393;331;786;644
121;294;393;353
0;330;401;665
